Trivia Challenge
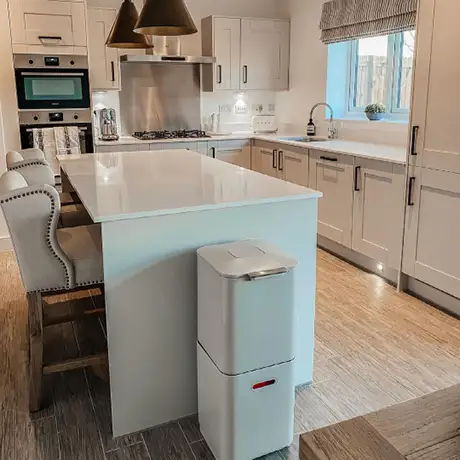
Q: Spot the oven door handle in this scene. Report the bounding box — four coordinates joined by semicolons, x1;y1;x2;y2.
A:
25;127;88;133
19;72;86;77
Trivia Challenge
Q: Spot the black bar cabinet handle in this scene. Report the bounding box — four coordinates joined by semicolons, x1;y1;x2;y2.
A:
111;61;115;82
217;65;222;84
278;150;284;171
272;149;278;169
243;65;248;84
411;125;419;156
320;156;338;162
38;35;62;40
354;166;361;191
211;147;216;159
408;177;416;206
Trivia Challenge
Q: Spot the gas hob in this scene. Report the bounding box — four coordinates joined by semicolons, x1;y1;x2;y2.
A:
132;130;211;141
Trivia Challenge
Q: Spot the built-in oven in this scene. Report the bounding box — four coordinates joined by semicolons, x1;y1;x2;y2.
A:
14;54;90;110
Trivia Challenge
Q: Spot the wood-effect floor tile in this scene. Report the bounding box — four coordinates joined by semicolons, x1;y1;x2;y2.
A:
142;423;195;460
105;442;151;460
190;440;215;460
406;435;460;460
178;415;203;443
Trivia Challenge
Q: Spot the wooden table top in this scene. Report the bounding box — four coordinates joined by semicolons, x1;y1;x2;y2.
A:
300;384;460;459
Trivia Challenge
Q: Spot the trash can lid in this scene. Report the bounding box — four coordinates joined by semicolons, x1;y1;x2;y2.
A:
197;240;297;279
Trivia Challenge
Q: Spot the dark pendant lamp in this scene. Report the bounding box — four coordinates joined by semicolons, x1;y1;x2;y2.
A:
135;0;198;36
106;0;153;49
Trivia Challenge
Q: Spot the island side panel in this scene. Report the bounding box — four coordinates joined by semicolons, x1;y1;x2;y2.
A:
101;198;318;437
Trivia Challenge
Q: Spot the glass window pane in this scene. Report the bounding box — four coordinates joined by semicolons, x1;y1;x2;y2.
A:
395;31;416;110
352;35;389;108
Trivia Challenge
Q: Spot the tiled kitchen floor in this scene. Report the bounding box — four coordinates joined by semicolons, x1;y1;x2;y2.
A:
2;249;460;459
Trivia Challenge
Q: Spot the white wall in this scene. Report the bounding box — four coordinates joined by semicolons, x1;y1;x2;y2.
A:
276;0;409;146
0;0;20;250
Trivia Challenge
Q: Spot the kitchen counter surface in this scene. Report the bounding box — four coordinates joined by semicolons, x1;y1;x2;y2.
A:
58;149;321;223
95;134;407;165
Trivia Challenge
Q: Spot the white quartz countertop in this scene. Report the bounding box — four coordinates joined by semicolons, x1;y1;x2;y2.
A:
95;133;407;165
58;149;321;223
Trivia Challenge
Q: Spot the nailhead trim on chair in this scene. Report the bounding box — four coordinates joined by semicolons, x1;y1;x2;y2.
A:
1;189;72;293
9;161;47;171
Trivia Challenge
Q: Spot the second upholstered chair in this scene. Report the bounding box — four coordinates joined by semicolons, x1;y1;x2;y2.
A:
0;170;107;412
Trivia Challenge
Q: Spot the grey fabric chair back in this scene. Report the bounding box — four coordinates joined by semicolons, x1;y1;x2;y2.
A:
0;171;75;293
9;162;55;187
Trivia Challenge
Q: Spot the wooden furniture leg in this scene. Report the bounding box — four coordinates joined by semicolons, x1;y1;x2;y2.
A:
27;292;43;412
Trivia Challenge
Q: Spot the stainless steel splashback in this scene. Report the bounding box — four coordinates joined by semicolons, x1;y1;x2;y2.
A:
119;63;201;134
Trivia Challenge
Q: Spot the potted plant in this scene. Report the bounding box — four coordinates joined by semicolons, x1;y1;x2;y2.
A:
364;103;386;121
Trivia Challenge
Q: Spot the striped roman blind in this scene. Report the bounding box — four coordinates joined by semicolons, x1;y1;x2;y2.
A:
320;0;418;44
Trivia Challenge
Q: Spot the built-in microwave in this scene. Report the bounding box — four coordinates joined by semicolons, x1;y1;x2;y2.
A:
14;54;91;110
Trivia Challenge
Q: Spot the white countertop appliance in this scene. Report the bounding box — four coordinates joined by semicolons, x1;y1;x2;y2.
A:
197;240;297;460
97;108;119;141
252;114;278;134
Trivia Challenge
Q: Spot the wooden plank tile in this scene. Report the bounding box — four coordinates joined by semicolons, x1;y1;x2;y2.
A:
105;442;151;460
365;384;460;456
407;435;460;460
300;417;405;460
25;416;61;460
190;440;215;460
142;422;195;460
178;415;203;443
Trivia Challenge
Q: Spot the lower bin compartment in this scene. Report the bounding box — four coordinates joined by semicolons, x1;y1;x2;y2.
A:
198;343;295;460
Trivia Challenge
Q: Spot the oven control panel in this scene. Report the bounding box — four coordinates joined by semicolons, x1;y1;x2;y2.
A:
19;109;92;125
13;54;88;70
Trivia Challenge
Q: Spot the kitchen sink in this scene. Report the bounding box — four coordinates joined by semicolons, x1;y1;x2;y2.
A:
277;136;329;143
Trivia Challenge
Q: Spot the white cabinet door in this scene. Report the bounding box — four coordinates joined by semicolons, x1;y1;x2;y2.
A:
213;18;241;91
153;142;199;151
209;140;251;169
410;0;460;174
88;8;120;91
9;0;87;50
252;146;278;178
278;147;309;187
309;150;354;248
352;159;405;270
240;19;289;91
403;167;460;298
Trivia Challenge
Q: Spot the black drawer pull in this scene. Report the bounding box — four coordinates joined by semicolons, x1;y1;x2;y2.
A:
111;61;115;82
243;65;248;84
217;65;222;84
320;156;338;162
278;150;284;171
211;147;216;159
354;166;361;191
38;35;62;40
408;177;416;206
272;149;278;169
411;126;419;156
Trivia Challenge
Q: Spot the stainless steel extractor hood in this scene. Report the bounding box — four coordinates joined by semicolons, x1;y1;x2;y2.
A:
120;54;215;64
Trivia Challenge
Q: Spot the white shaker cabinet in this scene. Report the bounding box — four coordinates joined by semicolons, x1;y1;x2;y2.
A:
403;167;460;298
252;144;278;178
309;149;354;248
8;0;87;54
410;0;460;174
240;19;290;91
278;147;309;187
351;159;405;270
87;7;120;91
208;140;251;169
202;16;290;92
202;17;241;91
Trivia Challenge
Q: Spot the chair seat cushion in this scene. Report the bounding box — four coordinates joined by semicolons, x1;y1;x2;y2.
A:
60;205;93;228
57;224;103;287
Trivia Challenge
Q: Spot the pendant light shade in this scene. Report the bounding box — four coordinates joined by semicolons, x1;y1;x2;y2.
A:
106;0;153;49
134;0;198;36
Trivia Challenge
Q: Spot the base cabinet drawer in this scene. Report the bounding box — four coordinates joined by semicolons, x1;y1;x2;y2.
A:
209;140;251;169
309;150;354;248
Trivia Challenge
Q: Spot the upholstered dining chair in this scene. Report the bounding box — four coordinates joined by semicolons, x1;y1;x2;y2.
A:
0;171;107;412
6;161;92;228
7;149;79;207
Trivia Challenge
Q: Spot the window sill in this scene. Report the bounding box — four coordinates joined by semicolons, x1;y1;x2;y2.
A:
332;116;409;125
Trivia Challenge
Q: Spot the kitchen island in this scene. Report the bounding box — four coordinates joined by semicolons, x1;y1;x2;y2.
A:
58;149;322;437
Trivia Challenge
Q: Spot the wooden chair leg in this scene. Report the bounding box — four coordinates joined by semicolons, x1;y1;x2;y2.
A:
27;292;43;412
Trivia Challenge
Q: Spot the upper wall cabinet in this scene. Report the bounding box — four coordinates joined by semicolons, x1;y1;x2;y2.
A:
202;16;290;92
410;0;460;174
87;7;120;91
8;0;87;55
240;19;290;91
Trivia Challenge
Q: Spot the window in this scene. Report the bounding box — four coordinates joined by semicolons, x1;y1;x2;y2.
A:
347;31;416;116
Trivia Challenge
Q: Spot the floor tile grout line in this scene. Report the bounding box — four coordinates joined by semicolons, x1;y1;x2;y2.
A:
140;432;153;460
52;413;62;460
178;421;198;459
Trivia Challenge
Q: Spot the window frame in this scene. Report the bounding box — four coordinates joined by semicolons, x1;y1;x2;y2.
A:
345;32;413;119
